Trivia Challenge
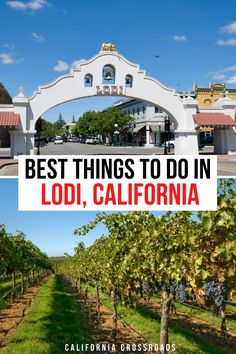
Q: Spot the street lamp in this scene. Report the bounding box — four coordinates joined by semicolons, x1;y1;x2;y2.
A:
164;117;170;155
157;121;162;146
114;123;119;147
35;118;42;156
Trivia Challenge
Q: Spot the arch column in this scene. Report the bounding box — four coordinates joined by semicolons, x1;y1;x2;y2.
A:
175;97;199;155
213;96;236;154
144;124;153;147
10;91;35;158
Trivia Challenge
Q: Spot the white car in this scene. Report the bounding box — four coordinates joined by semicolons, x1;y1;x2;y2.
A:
85;136;96;144
54;136;63;144
162;138;175;148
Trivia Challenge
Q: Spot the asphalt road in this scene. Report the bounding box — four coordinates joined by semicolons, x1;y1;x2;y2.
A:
39;142;165;155
217;157;236;176
0;143;235;176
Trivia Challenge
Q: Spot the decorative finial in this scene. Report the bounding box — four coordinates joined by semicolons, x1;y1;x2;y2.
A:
100;43;117;52
18;86;25;97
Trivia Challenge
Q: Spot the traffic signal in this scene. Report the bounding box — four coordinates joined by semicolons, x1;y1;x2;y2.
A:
164;119;171;132
35;118;42;133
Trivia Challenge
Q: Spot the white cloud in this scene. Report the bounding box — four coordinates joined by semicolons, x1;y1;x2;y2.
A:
171;35;187;42
53;60;69;72
28;0;47;10
211;73;225;80
0;53;14;64
216;38;236;46
7;1;27;10
7;0;48;11
16;58;24;64
71;59;86;68
225;75;236;84
3;43;15;50
221;64;236;73
32;32;45;43
220;21;236;34
71;61;78;68
207;63;236;82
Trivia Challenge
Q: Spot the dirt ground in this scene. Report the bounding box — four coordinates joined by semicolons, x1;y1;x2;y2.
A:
0;278;48;352
70;283;236;354
69;285;152;354
143;299;236;354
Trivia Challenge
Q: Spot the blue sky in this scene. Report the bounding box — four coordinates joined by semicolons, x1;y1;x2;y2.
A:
1;0;236;122
0;178;109;256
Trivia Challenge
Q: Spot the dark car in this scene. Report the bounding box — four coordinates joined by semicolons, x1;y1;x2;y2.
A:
35;136;47;147
79;136;87;143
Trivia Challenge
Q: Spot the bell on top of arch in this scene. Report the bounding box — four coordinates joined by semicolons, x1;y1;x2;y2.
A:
102;64;115;84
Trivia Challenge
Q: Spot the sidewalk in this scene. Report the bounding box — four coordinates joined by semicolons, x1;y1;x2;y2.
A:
0;159;18;168
0;148;16;175
0;156;18;177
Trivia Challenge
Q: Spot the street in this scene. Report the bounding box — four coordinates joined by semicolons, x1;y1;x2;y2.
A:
37;142;168;155
0;143;235;176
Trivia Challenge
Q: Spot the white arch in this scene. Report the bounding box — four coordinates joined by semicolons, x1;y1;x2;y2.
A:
11;49;199;156
28;51;185;123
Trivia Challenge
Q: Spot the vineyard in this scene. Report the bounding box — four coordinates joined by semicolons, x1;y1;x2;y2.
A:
0;178;236;353
0;226;52;350
0;226;51;302
62;178;236;353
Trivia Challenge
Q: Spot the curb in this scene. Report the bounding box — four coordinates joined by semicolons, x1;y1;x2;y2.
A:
0;162;18;170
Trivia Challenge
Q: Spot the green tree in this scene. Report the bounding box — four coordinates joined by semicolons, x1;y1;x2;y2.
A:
73;111;98;136
57;113;66;128
96;108;133;137
72;108;133;140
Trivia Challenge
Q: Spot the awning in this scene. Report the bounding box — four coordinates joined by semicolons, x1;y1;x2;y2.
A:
0;112;20;126
132;123;146;133
193;113;236;127
150;124;162;132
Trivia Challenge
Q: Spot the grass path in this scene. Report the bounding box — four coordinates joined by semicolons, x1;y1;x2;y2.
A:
3;275;92;354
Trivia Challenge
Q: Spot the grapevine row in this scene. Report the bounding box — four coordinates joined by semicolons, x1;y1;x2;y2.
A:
61;179;236;354
0;225;52;302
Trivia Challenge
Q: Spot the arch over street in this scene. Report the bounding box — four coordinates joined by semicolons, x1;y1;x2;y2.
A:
0;44;235;157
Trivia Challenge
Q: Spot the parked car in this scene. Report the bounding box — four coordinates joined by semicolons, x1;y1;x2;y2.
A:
79;136;87;144
35;136;47;147
67;137;74;142
162;138;175;148
85;136;96;144
95;137;103;144
54;136;63;144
